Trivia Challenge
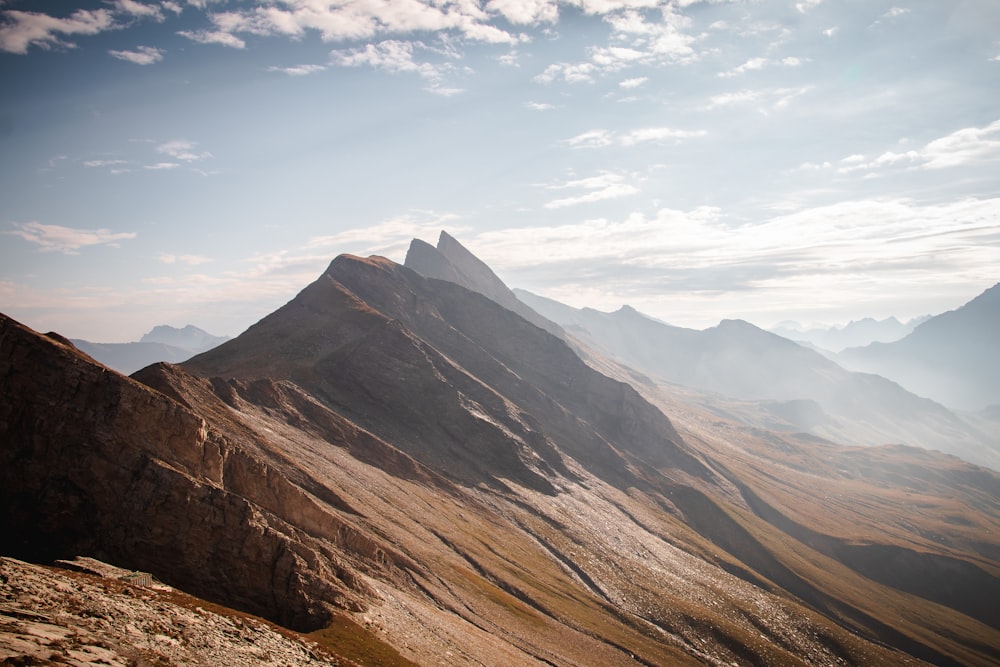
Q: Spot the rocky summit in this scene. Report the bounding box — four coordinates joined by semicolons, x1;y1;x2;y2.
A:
2;235;999;666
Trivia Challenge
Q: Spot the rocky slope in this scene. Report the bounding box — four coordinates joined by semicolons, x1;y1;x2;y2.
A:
2;240;1000;666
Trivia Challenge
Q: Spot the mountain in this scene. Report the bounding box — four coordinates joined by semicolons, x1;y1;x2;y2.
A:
769;316;925;352
71;324;228;375
3;239;1000;666
403;230;562;338
839;283;1000;411
141;323;230;351
516;290;1000;470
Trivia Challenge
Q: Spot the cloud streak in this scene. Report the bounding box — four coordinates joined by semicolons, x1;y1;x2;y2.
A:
566;126;707;148
543;172;640;208
109;45;164;65
6;222;136;254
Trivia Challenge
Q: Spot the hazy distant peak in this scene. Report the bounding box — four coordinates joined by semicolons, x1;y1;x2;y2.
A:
140;324;228;352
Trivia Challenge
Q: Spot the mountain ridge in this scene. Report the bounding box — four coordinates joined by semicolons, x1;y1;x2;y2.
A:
2;235;999;665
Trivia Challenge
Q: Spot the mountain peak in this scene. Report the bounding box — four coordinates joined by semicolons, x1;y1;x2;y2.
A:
404;230;561;336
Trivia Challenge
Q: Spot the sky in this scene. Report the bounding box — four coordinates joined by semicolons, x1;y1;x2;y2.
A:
1;0;999;342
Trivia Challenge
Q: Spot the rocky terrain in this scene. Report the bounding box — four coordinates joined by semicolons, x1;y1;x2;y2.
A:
2;233;999;666
0;557;348;666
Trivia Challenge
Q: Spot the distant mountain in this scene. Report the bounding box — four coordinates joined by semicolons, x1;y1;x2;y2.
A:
516;289;1000;470
839;283;1000;411
140;324;229;351
71;324;228;375
770;315;927;352
4;235;1000;665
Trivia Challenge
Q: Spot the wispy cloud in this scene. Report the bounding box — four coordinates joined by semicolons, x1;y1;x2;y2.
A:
267;63;326;76
705;86;811;111
112;0;164;22
156;139;212;162
177;28;245;49
717;56;803;78
467;196;1000;324
306;210;466;260
822;119;1000;175
526;101;556;111
0;8;115;54
536;6;700;84
619;76;648;89
83;159;128;168
543;172;640;209
109;45;164;65
565;127;706;148
332;40;454;84
6;222;136;254
158;253;212;265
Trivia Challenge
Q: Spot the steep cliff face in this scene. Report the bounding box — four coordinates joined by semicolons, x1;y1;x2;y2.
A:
0;313;403;630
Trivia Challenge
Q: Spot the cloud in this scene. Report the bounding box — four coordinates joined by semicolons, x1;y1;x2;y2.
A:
565;129;614;148
144;162;181;170
565;127;706;147
6;222;136;254
112;0;164;21
717;56;804;78
177;28;245;48
197;0;520;49
0;8;115;54
543;172;640;208
536;6;700;84
306;210;467;261
827;119;1000;174
330;39;468;94
83;159;129;168
486;0;559;25
535;61;597;84
464;197;1000;325
620;127;708;145
526;101;556;110
268;63;326;76
619;76;648;88
156;139;212;162
795;0;822;13
158;253;212;265
109;45;164;65
705;86;811;111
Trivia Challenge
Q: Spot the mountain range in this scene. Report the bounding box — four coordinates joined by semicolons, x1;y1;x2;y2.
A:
515;289;1000;470
838;283;1000;412
2;232;998;666
70;324;229;376
769;316;927;352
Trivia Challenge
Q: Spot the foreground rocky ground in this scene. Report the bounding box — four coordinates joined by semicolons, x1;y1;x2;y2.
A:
0;557;345;667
